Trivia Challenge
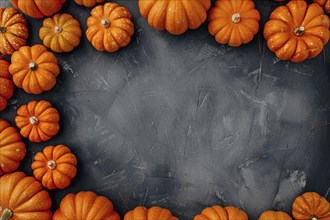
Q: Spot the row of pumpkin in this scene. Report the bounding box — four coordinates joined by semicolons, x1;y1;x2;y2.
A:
1;0;329;63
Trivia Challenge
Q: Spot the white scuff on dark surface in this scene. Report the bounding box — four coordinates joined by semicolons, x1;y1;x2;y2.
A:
0;0;329;219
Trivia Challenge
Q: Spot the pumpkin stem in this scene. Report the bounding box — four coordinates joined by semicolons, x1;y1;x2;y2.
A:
311;217;318;220
294;26;304;36
54;26;62;34
0;208;13;220
101;19;110;28
47;160;57;170
232;13;241;24
29;62;38;71
29;116;39;125
0;26;6;34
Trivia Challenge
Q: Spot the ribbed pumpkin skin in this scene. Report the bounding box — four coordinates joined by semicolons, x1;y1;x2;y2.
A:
0;8;28;56
258;211;292;220
264;1;330;63
53;191;120;220
139;0;211;35
31;145;77;190
292;192;330;220
314;0;330;13
208;0;260;47
194;206;248;220
39;13;82;53
15;100;60;143
9;44;60;94
0;119;26;176
124;206;179;220
10;0;67;19
0;172;52;220
74;0;104;8
86;3;135;53
0;57;14;112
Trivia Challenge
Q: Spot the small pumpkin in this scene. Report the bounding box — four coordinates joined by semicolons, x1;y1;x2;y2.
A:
124;206;178;220
139;0;211;35
10;0;67;19
53;191;120;220
314;0;330;14
0;57;13;112
86;2;135;52
39;13;82;53
208;0;260;47
31;145;77;190
292;192;330;220
264;1;330;62
15;100;60;143
258;211;292;220
74;0;104;8
0;171;52;220
0;7;28;56
194;206;248;220
0;119;26;176
9;44;60;94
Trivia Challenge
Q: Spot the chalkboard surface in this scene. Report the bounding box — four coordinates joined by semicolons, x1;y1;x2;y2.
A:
1;0;329;219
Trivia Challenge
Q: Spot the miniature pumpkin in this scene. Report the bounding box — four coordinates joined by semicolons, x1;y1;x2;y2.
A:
10;0;67;19
314;0;330;14
292;192;330;220
208;0;260;47
0;57;13;112
9;44;60;94
259;211;292;220
86;2;135;52
53;191;120;220
0;171;52;220
0;119;26;176
264;1;330;63
139;0;211;35
74;0;104;8
39;13;82;53
15;100;60;143
0;7;28;56
194;206;248;220
124;206;178;220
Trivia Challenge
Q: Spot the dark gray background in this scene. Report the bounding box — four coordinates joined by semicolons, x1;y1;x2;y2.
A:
0;0;329;219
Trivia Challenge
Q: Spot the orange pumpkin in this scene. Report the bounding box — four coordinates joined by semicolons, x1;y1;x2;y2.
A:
0;7;28;56
31;145;77;190
208;0;260;47
264;1;330;63
258;211;292;220
292;192;330;220
15;100;60;143
0;172;52;220
39;13;82;53
10;0;67;19
0;57;13;112
74;0;104;8
314;0;330;14
124;206;178;220
53;191;120;220
194;206;248;220
9;44;60;94
139;0;211;35
86;2;135;52
0;119;26;176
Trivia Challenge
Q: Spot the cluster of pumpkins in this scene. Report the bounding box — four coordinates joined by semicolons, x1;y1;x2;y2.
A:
0;0;330;219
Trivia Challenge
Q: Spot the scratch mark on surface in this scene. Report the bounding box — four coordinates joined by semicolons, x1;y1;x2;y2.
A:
119;192;130;211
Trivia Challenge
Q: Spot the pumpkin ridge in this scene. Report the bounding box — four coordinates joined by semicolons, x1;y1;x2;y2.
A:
9;177;40;208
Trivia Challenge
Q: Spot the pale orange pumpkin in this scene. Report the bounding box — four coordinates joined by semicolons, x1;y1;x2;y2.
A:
194;206;248;220
0;57;14;112
264;1;330;62
124;206;178;220
208;0;260;47
314;0;330;14
9;44;60;94
86;2;135;52
15;100;60;143
0;7;28;56
139;0;211;35
0;119;26;176
258;211;292;220
74;0;104;8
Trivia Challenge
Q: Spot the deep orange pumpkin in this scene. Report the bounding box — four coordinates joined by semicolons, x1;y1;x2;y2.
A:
74;0;104;8
0;57;13;112
258;211;292;220
314;0;330;14
194;206;248;220
124;206;179;220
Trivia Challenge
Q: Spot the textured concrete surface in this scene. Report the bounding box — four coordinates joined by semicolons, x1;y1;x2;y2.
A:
0;0;329;219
